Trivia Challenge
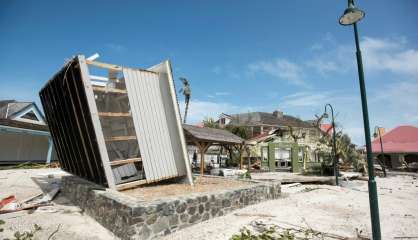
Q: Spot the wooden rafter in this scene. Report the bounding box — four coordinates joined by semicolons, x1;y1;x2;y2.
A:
98;112;131;117
110;158;142;166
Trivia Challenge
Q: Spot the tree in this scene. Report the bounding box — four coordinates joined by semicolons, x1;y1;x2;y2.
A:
179;77;191;124
202;117;218;128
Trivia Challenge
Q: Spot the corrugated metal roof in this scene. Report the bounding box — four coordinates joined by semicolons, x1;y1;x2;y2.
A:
371;125;418;153
183;124;244;144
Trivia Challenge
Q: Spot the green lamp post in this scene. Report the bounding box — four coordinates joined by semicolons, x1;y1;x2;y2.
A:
339;0;382;239
323;104;339;186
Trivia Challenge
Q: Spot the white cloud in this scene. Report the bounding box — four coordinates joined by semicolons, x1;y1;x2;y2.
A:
372;81;418;121
307;36;418;76
361;37;418;75
281;92;330;107
248;59;308;87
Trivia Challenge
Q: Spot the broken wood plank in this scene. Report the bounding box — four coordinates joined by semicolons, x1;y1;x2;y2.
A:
116;179;147;191
105;136;137;141
98;112;131;117
93;87;127;94
86;60;122;71
110;158;142;166
234;213;276;218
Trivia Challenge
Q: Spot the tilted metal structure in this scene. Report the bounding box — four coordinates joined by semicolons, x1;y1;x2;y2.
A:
40;55;192;190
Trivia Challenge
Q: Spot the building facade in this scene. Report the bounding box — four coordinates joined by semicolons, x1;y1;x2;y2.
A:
372;125;418;170
0;100;54;164
218;111;331;173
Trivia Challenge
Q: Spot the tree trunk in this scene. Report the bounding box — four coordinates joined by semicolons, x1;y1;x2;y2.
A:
183;97;190;124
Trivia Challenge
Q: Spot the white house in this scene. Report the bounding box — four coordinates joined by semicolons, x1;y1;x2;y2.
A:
0;100;53;164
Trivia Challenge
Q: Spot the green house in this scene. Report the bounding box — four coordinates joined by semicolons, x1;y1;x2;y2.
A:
218;110;332;173
246;126;331;173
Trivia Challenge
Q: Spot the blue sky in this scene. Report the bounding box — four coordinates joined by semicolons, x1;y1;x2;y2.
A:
1;0;418;144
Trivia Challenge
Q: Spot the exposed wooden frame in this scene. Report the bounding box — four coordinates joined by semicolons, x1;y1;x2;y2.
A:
86;60;123;71
98;112;131;117
105;136;137;141
110;158;142;166
116;179;147;191
93;87;127;94
78;55;117;189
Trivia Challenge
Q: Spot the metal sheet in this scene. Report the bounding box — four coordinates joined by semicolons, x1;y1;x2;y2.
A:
123;68;182;181
147;61;192;184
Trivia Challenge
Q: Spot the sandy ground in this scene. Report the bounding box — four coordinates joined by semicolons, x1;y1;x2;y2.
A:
0;168;117;240
123;176;251;201
1;169;417;240
163;174;418;240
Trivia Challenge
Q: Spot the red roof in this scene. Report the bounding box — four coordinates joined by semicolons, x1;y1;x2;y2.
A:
247;132;270;141
371;125;418;153
320;123;333;136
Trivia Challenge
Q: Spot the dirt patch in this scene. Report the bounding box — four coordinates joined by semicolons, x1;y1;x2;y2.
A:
122;176;252;201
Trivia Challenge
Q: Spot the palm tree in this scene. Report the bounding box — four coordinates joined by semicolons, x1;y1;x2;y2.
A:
179;77;191;124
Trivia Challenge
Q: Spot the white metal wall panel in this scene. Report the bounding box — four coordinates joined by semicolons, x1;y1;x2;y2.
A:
123;68;179;181
148;62;188;177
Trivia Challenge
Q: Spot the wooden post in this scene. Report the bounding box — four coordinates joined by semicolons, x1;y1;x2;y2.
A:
194;141;211;175
238;144;245;169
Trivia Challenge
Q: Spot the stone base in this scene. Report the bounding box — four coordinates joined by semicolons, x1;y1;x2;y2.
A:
61;176;281;240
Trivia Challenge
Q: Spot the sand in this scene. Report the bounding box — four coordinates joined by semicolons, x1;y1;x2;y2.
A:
122;176;252;201
163;174;418;240
1;168;417;240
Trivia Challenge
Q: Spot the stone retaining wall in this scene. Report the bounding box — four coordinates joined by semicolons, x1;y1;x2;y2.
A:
61;176;281;240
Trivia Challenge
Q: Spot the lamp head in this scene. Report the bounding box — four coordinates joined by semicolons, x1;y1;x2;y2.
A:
323;112;329;119
339;0;365;25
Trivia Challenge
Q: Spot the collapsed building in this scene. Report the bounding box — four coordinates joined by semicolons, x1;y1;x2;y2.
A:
39;55;193;190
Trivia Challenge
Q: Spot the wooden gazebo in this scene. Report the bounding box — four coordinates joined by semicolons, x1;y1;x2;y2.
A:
183;124;244;174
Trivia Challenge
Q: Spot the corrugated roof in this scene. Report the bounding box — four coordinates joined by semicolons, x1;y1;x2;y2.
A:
371;125;418;153
228;112;314;128
183;124;244;144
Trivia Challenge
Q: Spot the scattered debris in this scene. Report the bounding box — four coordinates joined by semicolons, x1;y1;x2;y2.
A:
230;220;359;240
0;195;16;209
47;224;62;240
234;213;276;218
0;187;60;214
12;224;42;240
0;219;5;232
282;183;302;188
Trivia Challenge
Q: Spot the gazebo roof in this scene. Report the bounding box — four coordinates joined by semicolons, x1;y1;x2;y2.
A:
183;124;244;145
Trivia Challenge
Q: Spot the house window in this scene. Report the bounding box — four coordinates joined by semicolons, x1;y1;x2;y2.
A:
220;118;225;124
274;147;291;168
261;147;268;163
298;148;304;162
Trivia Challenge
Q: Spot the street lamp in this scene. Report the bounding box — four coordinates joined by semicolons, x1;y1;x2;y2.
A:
374;126;387;177
323;104;338;186
339;0;382;239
